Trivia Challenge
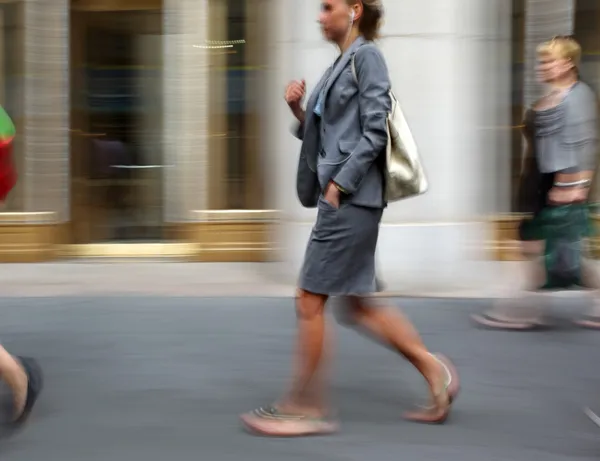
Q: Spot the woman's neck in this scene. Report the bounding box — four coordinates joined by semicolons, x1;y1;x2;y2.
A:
337;29;360;53
549;75;578;91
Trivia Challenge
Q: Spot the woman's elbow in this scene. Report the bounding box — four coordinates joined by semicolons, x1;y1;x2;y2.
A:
291;121;305;140
363;123;388;153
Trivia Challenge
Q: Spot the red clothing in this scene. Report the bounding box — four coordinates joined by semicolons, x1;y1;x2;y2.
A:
0;140;17;201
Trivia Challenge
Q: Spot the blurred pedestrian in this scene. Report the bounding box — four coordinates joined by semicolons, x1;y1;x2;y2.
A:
473;36;600;330
0;105;43;427
240;0;459;437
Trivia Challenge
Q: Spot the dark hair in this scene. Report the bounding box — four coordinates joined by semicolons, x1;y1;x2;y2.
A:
349;0;384;41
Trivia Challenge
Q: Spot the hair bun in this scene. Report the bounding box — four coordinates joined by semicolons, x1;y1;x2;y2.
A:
359;0;384;40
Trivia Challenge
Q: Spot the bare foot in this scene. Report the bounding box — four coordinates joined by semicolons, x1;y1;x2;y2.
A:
404;355;460;424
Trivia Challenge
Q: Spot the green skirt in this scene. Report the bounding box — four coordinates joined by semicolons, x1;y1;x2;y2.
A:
520;203;593;289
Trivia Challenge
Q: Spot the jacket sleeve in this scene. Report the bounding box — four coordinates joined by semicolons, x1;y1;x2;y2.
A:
332;46;391;194
291;120;305;140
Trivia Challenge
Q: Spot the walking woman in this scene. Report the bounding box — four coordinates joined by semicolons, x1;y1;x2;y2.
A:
240;0;459;437
0;106;42;428
473;36;600;330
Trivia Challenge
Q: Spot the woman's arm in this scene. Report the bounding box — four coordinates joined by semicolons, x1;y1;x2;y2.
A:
518;109;534;177
332;45;392;194
292;114;305;141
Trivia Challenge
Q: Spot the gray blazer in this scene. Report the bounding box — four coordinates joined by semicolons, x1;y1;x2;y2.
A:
295;36;391;209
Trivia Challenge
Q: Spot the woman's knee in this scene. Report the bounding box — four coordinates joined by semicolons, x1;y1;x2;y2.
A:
295;289;327;319
334;297;370;326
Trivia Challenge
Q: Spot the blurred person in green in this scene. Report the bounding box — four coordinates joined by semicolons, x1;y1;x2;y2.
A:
473;36;600;330
0;105;43;428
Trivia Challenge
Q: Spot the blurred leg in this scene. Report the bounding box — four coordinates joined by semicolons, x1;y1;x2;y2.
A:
340;296;458;422
472;240;547;329
240;290;338;436
575;255;600;328
281;289;329;414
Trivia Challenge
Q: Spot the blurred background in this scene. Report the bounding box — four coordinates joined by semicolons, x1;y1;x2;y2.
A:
0;0;598;292
0;4;599;460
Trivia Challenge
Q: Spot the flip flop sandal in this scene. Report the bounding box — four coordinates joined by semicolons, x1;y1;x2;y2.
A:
574;316;600;330
404;354;460;424
11;356;43;428
240;405;339;437
584;407;600;428
471;312;545;330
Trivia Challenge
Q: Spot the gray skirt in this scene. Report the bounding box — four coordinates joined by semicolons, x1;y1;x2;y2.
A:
298;195;384;296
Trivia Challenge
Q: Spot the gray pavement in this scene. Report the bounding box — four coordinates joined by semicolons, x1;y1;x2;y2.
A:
0;296;599;460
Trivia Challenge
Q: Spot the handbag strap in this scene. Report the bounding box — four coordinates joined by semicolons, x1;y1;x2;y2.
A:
350;54;358;85
349;42;376;84
351;49;397;105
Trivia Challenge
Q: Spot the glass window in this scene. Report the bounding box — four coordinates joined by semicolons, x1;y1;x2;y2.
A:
574;0;600;209
70;7;165;242
510;0;525;211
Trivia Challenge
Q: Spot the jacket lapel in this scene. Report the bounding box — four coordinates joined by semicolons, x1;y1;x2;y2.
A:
320;36;365;105
301;72;330;173
299;37;366;174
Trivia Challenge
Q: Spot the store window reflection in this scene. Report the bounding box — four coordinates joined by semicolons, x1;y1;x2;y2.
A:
70;7;164;243
574;0;600;208
575;0;600;98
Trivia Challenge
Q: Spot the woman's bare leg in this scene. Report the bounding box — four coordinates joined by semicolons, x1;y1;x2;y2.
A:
279;289;329;415
0;346;27;419
575;256;600;328
341;297;455;420
239;290;338;436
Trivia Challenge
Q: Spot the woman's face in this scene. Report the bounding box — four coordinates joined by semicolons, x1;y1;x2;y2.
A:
536;51;573;83
319;0;353;42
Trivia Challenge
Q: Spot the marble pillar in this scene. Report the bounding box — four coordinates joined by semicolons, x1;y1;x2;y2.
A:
22;0;70;221
163;0;209;222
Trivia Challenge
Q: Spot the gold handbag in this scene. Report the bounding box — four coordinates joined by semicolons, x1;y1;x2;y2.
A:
351;55;428;202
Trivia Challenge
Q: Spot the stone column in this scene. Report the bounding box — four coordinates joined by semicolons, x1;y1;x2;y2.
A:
163;0;209;223
22;0;70;221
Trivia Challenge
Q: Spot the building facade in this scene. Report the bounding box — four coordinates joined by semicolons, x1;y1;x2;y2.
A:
0;0;596;289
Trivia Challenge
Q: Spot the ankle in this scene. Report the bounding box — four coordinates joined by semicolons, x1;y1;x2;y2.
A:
426;354;447;391
277;401;325;417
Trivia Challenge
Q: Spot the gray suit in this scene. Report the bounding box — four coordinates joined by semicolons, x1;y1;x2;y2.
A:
295;37;391;296
295;36;391;209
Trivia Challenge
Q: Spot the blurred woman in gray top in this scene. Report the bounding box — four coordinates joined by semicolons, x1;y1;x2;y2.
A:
474;36;600;329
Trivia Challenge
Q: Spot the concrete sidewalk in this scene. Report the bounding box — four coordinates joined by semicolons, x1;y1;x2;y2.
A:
0;260;597;299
